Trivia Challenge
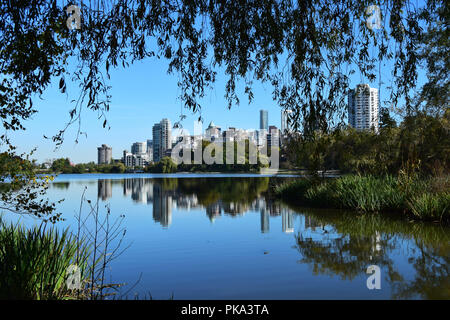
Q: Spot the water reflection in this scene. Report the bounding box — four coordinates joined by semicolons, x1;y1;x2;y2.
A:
292;207;450;299
53;176;450;299
96;177;295;231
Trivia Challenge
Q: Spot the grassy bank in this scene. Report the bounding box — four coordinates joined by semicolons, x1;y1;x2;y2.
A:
274;175;449;222
0;219;91;299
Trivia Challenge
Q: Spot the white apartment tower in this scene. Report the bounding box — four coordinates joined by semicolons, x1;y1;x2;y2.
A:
348;84;379;133
152;118;172;162
160;118;172;151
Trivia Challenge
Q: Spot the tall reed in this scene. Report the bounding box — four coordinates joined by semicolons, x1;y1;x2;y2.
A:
0;219;90;300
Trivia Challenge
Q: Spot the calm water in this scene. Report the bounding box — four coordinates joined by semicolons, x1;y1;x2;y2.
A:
5;174;450;299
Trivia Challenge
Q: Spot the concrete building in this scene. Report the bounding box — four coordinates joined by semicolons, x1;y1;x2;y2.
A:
152;123;162;162
161;118;172;153
123;150;148;168
348;84;379;132
131;142;146;155
267;126;280;150
97;144;112;165
152;118;172;162
146;140;153;162
205;121;221;141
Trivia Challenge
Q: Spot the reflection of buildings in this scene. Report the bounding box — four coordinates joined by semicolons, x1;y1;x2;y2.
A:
206;203;222;222
98;179;112;201
117;178;298;232
223;202;248;216
153;183;172;227
304;215;321;231
260;208;269;233
282;211;294;233
123;178;153;204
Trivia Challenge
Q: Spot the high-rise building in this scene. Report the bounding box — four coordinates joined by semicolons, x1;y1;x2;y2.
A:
131;142;146;155
348;84;379;132
260;110;268;131
281;109;293;133
160;118;172;151
146;140;153;162
152;123;162;162
97;144;112;164
267;126;280;150
152;118;172;162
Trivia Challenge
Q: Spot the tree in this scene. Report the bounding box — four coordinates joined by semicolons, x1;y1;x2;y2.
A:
51;158;71;173
380;107;397;130
0;151;61;222
158;157;177;173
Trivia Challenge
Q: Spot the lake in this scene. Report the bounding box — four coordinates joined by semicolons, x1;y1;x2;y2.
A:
4;174;450;299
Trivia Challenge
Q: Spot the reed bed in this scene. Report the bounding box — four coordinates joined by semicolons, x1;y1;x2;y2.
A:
0;219;90;300
274;175;449;222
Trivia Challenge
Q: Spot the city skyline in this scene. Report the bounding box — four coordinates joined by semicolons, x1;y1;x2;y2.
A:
98;84;379;167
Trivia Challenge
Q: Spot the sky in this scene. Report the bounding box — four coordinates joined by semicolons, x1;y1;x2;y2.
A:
7;3;428;164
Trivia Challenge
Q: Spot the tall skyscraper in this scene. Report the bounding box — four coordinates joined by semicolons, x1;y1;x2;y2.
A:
348;84;379;132
97;144;112;164
152;123;162;162
152;118;172;162
260;110;268;131
160;118;172;151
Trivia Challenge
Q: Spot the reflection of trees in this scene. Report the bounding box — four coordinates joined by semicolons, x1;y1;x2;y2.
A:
290;205;450;299
177;177;269;208
295;232;401;282
51;182;70;189
118;177;271;222
391;240;450;299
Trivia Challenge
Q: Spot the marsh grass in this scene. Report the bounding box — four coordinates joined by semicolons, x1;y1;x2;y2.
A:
408;193;450;221
0;219;90;300
275;175;449;222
